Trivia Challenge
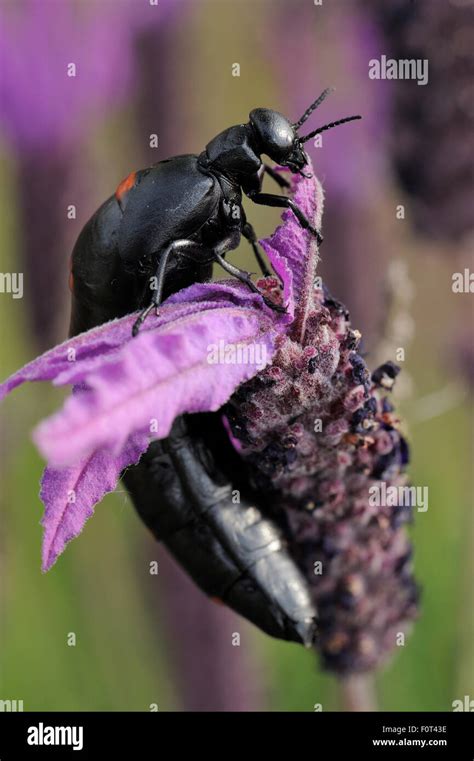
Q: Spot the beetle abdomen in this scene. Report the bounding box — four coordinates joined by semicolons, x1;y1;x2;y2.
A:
124;417;317;646
69;195;145;335
118;155;221;262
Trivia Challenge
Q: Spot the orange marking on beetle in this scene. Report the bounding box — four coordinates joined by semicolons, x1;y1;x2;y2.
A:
210;596;225;606
115;170;137;202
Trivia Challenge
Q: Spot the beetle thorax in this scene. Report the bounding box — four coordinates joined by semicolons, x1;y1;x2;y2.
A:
200;124;262;182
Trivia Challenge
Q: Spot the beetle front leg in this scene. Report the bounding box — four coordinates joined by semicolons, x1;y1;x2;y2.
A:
247;191;323;245
214;253;285;313
241;219;271;278
132;239;207;336
263;163;291;189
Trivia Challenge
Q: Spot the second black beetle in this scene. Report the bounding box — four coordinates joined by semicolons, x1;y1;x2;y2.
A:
70;88;360;336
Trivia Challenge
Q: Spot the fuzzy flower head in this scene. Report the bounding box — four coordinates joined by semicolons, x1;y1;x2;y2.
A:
222;170;418;673
225;293;417;673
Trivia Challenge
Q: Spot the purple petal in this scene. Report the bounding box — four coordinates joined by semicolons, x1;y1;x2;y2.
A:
34;306;279;466
40;432;149;572
260;161;324;332
0;317;133;400
0;281;273;398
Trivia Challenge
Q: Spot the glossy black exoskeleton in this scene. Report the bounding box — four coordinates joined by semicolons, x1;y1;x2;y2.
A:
68;90;361;647
70;88;360;336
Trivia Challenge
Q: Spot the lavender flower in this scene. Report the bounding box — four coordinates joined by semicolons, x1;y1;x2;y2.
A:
0;164;418;674
225;295;418;673
224;175;418;673
0;280;286;570
370;0;474;242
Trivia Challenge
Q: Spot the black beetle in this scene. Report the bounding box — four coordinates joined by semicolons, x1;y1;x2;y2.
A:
68;90;361;647
125;414;318;646
69;88;360;336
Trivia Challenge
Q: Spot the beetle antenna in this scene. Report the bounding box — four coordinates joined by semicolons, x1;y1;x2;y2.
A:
300;114;362;143
293;88;334;129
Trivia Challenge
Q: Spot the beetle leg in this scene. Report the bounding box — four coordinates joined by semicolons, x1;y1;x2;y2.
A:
131;301;155;337
132;239;207;336
214;253;286;313
240;204;284;284
263;163;291;189
241;220;271;277
247;191;323;245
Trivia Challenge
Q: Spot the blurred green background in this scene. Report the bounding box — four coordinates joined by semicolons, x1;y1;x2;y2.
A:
0;0;472;711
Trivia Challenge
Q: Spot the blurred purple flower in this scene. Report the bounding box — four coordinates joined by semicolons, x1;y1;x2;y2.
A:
369;0;474;243
0;0;182;348
268;1;389;205
155;550;267;711
268;0;393;346
0;0;177;150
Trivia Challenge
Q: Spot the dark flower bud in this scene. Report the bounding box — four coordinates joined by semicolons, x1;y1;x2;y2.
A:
372;361;401;390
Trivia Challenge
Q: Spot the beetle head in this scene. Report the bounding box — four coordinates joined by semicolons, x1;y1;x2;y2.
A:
250;89;361;177
249;108;308;174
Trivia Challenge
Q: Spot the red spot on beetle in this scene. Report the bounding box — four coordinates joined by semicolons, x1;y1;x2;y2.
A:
115;171;137;205
210;596;224;606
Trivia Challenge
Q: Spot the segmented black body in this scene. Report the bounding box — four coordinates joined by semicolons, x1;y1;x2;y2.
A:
124;415;316;644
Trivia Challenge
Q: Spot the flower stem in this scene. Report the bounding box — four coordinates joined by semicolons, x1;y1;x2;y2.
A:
339;675;378;712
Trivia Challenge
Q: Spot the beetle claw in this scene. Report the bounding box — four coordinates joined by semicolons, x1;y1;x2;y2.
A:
262;295;286;313
132;302;155;336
